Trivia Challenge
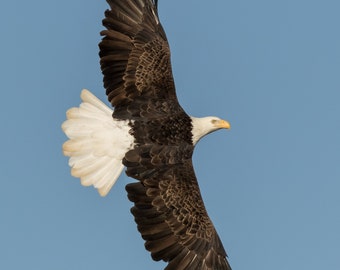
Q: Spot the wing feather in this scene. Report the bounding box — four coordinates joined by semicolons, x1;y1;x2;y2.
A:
99;0;178;112
125;147;232;270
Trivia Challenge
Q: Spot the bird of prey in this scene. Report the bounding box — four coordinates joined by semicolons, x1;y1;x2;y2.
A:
62;0;232;269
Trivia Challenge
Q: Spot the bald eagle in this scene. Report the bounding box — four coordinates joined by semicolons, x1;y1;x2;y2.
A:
62;0;232;269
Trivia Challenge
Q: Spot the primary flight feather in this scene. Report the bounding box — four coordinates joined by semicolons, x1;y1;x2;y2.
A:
62;0;232;269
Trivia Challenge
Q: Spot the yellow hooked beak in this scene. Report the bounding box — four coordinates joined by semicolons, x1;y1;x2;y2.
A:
215;119;231;129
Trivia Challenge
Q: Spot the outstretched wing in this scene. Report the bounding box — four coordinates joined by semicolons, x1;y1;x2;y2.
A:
99;0;178;113
124;145;232;270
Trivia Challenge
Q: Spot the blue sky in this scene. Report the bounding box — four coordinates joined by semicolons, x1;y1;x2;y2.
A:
1;0;340;269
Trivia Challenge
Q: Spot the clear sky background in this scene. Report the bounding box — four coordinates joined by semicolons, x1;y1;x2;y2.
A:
1;0;339;269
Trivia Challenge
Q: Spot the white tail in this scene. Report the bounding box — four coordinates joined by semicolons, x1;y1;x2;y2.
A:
62;89;134;196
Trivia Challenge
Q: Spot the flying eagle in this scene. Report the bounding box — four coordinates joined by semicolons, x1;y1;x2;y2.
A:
62;0;232;269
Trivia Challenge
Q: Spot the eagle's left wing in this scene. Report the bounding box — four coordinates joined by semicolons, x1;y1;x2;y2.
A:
124;145;232;270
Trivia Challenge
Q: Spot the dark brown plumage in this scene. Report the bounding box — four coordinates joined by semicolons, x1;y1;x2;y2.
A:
98;0;232;269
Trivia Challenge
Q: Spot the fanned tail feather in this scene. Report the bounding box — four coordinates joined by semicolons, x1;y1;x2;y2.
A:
62;89;134;196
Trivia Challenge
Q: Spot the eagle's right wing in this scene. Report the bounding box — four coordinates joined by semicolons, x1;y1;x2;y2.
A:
99;0;178;113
